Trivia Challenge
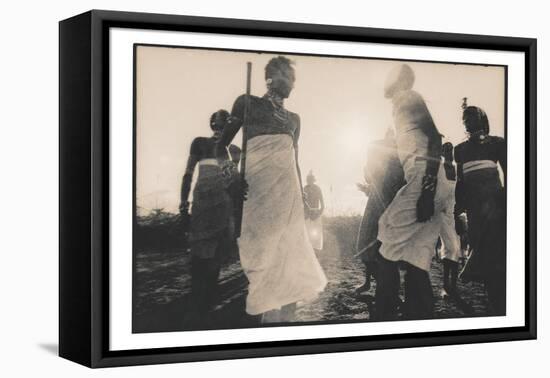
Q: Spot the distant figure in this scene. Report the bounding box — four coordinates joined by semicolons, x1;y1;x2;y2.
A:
355;128;405;302
304;171;325;252
216;56;327;323
378;64;457;320
179;109;242;325
455;99;506;315
438;142;462;297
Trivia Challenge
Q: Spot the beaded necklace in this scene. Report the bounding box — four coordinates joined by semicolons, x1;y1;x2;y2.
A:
264;90;289;126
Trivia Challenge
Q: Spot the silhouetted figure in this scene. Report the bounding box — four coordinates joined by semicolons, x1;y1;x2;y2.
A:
355;128;405;320
455;99;506;315
378;64;457;320
179;109;241;326
439;142;462;297
217;56;327;323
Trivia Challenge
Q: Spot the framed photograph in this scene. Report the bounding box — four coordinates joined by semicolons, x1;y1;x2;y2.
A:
59;10;537;368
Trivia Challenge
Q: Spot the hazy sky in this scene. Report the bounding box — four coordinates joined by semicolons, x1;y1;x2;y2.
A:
135;45;505;215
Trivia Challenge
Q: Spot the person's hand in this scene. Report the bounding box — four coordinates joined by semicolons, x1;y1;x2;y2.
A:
442;142;454;162
454;212;468;235
416;175;437;222
303;206;311;220
177;202;191;238
221;160;238;184
310;208;321;221
241;178;249;202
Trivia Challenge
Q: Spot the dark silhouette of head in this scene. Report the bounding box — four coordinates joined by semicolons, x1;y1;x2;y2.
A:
442;142;454;161
210;109;230;140
462;105;490;137
265;56;296;98
384;64;415;99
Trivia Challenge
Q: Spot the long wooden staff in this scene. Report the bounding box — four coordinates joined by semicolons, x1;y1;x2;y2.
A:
235;62;252;237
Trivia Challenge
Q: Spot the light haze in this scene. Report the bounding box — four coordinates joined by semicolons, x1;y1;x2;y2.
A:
135;45;505;215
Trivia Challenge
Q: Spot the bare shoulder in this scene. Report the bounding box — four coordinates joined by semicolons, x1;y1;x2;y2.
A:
454;140;468;161
487;135;505;144
289;111;300;126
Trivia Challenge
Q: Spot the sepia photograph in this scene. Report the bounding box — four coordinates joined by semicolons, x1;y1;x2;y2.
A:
132;44;507;334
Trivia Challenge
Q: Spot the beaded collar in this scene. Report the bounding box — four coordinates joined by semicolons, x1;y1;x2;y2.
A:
263;91;289;125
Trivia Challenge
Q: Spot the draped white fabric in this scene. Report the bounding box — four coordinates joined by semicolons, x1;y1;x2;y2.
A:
239;134;327;315
306;217;324;251
378;128;457;272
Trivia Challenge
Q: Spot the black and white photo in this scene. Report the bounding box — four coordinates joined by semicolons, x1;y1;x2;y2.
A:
58;10;536;367
133;45;508;332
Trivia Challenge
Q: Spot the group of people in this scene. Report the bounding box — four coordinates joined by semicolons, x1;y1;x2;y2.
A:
355;65;506;320
178;56;506;327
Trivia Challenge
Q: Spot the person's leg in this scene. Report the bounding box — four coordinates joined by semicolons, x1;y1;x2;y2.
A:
439;208;461;296
280;302;297;322
443;258;450;294
442;258;458;295
459;234;468;263
261;309;282;324
435;237;442;262
373;254;400;321
205;244;223;311
356;262;373;293
403;262;433;320
203;259;221;313
190;256;209;324
484;205;507;316
485;266;506;316
449;260;458;294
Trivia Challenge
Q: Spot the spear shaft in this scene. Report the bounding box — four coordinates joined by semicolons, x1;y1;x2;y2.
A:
235;62;252;237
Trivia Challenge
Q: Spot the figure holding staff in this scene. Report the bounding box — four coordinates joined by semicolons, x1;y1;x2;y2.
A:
216;56;327;323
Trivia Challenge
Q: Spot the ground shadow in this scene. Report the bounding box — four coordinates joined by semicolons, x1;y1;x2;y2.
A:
37;343;58;355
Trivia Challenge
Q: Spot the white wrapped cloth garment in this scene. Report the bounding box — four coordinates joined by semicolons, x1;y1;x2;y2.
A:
306;214;324;251
438;197;462;262
239;134;327;315
378;120;456;272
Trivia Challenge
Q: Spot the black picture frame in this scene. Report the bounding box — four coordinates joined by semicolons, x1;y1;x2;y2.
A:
59;9;537;368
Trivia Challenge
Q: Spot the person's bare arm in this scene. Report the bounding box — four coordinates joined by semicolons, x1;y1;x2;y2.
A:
215;95;246;161
454;146;467;234
180;140;199;213
455;159;465;213
423;121;443;178
293;116;306;202
496;136;507;184
416;115;442;222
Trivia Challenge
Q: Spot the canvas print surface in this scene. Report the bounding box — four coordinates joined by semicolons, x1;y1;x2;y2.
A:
132;45;506;333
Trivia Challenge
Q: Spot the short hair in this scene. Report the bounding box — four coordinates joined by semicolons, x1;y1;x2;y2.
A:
265;56;295;80
462;106;490;135
210;109;230;131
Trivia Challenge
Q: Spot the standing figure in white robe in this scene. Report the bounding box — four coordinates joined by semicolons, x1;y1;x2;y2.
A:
216;56;327;323
304;171;325;252
439;142;462;297
378;64;456;320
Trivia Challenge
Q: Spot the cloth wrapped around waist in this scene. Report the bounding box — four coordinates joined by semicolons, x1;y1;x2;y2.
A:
239;134;327;315
378;159;456;271
189;164;233;244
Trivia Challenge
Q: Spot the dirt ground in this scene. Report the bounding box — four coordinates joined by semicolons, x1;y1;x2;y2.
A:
133;216;490;333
